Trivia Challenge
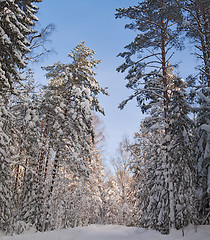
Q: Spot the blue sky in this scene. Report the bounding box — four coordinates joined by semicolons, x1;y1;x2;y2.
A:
31;0;197;162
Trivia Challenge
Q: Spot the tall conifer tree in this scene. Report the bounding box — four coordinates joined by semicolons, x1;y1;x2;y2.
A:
116;1;196;233
181;0;210;223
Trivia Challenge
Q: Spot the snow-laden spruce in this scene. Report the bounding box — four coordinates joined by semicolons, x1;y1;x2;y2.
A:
30;41;109;231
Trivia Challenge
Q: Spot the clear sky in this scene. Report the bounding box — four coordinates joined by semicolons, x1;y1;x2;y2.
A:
31;0;197;163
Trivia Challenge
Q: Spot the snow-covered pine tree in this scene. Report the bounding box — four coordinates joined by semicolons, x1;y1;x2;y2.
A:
0;0;42;94
36;115;106;230
38;41;108;231
181;0;210;223
168;75;196;229
0;73;36;235
15;102;42;233
0;95;14;233
129;69;196;233
116;0;183;115
6;70;44;233
115;0;196;234
43;41;108;114
132;74;171;233
38;83;95;231
41;41;108;183
0;0;42;232
194;76;210;224
182;0;209;83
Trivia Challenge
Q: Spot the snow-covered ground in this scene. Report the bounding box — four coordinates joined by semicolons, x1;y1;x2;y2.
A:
1;224;210;240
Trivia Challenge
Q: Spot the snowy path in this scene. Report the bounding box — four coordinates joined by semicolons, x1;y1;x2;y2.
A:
1;224;210;240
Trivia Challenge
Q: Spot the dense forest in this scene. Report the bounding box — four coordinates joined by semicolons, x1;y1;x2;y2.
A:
0;0;209;236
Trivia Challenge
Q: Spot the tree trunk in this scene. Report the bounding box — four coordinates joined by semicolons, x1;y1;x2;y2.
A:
14;165;20;191
160;18;169;120
160;16;175;229
37;119;49;179
44;148;50;181
50;151;60;193
195;2;210;86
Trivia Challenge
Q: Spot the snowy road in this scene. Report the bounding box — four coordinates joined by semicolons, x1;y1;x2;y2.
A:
1;224;210;240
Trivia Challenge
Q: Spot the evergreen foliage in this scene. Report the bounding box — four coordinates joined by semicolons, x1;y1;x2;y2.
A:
181;0;210;223
116;0;199;233
0;0;42;94
0;0;209;236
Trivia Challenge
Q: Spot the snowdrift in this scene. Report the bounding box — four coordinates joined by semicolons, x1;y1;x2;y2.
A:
1;224;210;240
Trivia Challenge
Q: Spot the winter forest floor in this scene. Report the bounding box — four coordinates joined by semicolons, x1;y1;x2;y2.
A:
1;225;210;240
